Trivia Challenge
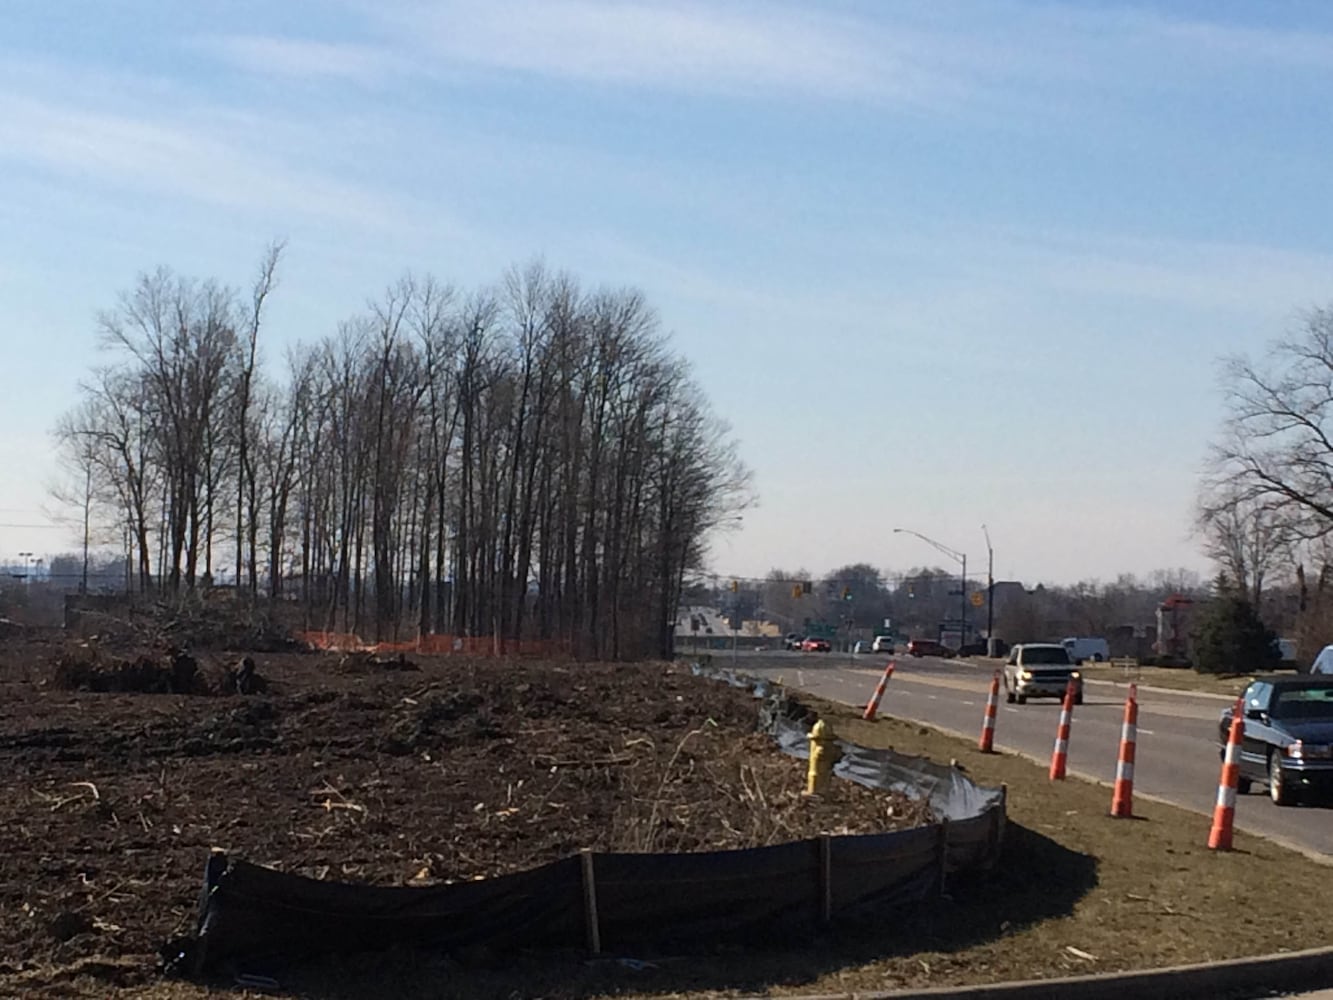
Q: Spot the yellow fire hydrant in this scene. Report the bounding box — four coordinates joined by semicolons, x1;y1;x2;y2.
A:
805;719;836;796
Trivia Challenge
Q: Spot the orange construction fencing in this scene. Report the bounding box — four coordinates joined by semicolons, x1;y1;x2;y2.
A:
297;630;573;659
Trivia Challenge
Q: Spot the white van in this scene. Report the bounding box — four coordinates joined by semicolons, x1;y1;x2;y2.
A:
1061;637;1109;664
1311;645;1333;675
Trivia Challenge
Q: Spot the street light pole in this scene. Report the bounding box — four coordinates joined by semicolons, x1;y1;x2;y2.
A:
892;528;968;651
982;524;994;646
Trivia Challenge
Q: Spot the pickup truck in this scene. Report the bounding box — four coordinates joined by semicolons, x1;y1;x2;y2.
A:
1004;643;1084;705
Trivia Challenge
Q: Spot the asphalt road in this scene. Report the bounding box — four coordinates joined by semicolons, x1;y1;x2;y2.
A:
720;649;1333;858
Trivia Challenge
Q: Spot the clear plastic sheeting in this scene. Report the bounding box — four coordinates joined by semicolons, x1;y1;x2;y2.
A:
697;661;1006;823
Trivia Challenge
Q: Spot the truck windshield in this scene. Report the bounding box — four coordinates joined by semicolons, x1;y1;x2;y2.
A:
1023;647;1071;665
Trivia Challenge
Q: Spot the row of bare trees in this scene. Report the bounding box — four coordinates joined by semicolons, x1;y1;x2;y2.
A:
52;252;750;658
1200;305;1333;653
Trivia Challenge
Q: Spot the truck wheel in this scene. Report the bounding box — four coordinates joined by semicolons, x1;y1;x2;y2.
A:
1016;694;1027;705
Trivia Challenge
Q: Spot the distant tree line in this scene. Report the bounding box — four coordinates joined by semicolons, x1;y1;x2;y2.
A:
699;564;1213;645
51;250;750;658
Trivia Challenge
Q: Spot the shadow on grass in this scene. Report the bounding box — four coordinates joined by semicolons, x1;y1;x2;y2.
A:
229;823;1097;1000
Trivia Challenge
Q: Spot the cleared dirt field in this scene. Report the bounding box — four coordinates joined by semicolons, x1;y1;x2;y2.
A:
9;631;1332;1000
1;634;930;998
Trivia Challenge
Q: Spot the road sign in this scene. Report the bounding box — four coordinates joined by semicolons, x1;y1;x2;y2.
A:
970;591;984;608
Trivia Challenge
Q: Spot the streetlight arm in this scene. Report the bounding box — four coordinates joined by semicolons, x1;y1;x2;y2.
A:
892;528;965;567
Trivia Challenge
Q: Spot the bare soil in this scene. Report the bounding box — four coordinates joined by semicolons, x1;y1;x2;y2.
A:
1;633;929;998
12;633;1329;1000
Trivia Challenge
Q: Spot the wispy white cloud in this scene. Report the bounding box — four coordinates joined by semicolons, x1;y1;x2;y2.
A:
0;90;401;228
205;35;398;83
371;0;969;106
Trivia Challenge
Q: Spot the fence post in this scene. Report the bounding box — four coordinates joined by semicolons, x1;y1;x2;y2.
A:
937;816;951;897
580;849;601;954
818;835;833;924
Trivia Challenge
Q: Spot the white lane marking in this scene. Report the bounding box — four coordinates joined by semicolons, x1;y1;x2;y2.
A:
927;694;938;700
1003;707;1019;714
961;700;976;706
1138;728;1156;736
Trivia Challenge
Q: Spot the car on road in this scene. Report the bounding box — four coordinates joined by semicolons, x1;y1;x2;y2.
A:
872;635;895;654
1217;675;1333;805
1003;643;1084;705
783;632;804;651
800;637;831;652
906;638;954;658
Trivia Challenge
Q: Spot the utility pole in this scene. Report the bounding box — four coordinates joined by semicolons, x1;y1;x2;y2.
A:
982;524;995;647
960;553;968;651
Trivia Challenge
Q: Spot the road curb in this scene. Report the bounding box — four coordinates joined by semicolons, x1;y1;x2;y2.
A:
1081;677;1233;702
735;944;1333;999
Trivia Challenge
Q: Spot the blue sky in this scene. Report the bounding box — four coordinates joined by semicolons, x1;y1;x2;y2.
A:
5;0;1333;586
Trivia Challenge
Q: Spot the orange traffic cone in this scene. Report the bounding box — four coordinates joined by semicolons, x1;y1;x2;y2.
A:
863;662;895;721
1110;684;1138;817
1209;709;1245;850
1048;678;1076;780
978;671;1000;752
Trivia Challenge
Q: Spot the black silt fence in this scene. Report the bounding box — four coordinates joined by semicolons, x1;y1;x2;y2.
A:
168;664;1006;976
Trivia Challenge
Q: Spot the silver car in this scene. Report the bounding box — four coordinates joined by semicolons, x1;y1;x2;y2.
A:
1004;643;1084;705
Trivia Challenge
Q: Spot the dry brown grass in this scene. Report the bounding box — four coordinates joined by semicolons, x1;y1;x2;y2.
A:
1074;662;1275;697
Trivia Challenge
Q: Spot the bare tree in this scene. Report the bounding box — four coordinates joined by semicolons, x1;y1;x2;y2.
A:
98;268;241;591
1194;484;1292;608
1210;308;1333;542
55;257;751;659
235;241;285;595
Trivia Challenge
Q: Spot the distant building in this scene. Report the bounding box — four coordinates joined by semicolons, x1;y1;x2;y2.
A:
1155;594;1195;660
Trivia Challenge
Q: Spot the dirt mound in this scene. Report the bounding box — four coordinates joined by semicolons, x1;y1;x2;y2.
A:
49;647;211;695
335;650;421;673
69;596;302;653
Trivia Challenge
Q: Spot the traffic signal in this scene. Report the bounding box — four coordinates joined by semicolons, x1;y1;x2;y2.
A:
729;579;739;593
802;580;813;595
841;586;852;601
791;584;803;599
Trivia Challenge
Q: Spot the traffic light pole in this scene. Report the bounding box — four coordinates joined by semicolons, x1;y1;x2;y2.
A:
893;527;969;653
